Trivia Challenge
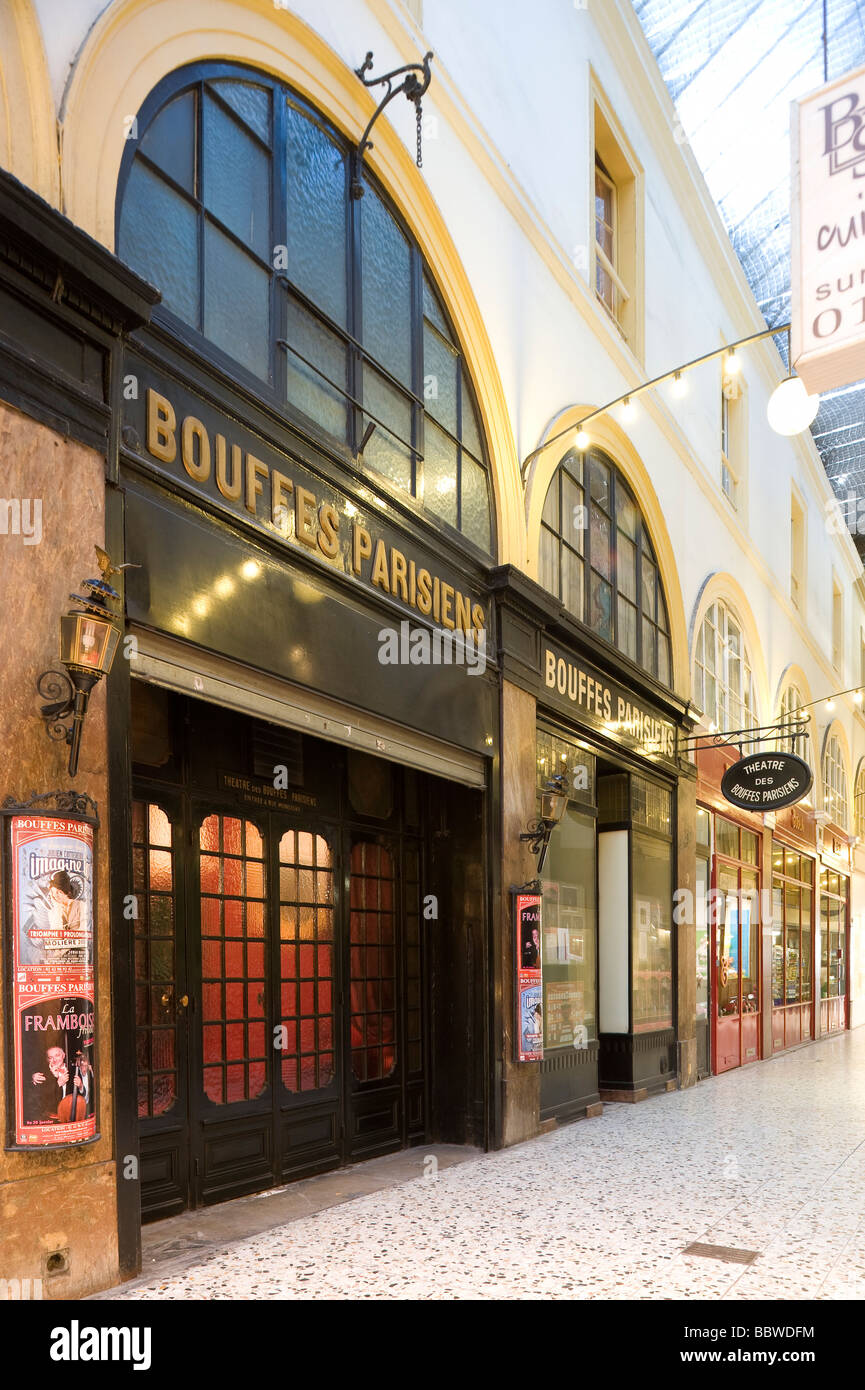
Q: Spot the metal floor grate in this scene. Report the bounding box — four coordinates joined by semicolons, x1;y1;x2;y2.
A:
683;1242;760;1265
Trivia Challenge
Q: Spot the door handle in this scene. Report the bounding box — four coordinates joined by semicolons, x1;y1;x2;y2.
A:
178;994;189;1009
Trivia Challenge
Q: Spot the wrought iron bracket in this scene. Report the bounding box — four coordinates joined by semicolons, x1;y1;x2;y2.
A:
37;669;76;745
2;789;99;820
519;819;550;857
680;717;811;755
351;49;433;198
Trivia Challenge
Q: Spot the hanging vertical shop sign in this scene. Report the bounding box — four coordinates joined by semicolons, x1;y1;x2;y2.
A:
3;797;98;1148
791;62;865;392
514;890;543;1062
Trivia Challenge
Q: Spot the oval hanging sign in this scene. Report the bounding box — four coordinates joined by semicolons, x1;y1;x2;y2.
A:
721;752;813;811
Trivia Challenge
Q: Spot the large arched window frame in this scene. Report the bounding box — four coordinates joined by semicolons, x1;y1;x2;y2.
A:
692;599;757;733
776;683;814;796
822;734;849;829
854;761;865;838
116;62;493;554
538;447;671;682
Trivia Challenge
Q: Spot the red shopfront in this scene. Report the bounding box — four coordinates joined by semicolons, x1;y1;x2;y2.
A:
697;746;763;1076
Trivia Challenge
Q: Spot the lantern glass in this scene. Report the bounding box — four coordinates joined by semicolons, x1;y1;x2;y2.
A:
541;788;568;824
60;611;120;676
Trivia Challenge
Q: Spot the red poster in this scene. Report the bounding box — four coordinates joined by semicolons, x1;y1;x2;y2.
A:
9;815;96;1146
516;891;543;1062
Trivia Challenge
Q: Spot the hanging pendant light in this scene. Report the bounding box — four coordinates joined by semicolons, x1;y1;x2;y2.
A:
767;375;820;436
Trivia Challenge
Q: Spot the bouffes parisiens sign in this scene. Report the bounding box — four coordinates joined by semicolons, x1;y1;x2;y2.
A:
721;752;813;812
792;63;865;392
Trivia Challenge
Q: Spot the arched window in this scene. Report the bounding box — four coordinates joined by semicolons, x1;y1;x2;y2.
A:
777;684;812;759
854;762;865;838
116;64;492;553
693;600;757;732
822;735;849;829
539;447;671;681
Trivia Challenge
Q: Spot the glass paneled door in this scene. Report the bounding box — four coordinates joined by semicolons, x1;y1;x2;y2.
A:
713;815;761;1074
134;794;427;1219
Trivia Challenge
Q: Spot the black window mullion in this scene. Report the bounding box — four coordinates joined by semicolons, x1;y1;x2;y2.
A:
610;469;619;651
635;507;644;669
197;80;206;334
348;156;363;457
411;246;423;501
272;84;287;396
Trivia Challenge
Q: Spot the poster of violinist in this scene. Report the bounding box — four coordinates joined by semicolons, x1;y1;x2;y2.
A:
5;812;97;1147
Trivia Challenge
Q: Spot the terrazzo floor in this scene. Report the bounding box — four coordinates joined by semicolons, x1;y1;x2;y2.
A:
101;1027;865;1300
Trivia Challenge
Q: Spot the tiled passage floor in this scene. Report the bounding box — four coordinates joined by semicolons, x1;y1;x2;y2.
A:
99;1027;865;1300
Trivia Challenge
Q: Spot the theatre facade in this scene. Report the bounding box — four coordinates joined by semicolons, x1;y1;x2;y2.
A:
1;0;864;1304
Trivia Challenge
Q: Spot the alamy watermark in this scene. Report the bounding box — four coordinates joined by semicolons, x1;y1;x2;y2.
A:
0;498;42;545
377;619;487;676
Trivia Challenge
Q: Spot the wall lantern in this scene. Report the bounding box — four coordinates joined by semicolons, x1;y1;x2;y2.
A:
37;549;125;777
520;774;568;876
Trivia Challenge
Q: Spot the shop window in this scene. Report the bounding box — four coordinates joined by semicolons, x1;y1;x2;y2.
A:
539;447;671;682
819;870;848;1001
631;774;672;834
632;829;673;1033
117;64;493;553
693;599;757;733
535;727;595;807
822;734;849;829
540;806;597;1050
771;846;814;1012
592;89;643;356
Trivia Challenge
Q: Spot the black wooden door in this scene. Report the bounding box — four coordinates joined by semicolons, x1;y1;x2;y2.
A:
135;796;426;1220
344;829;425;1159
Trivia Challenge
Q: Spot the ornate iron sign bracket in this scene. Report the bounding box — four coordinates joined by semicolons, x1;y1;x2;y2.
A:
351;49;433;198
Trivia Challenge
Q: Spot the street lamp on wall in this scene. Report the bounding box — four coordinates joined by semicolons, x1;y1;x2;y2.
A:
520;774;568;878
37;549;124;778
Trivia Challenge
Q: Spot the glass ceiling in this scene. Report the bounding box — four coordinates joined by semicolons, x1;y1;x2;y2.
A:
633;0;865;551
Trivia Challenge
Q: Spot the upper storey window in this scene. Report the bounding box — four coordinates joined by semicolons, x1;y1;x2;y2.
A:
117;64;492;554
539;447;671;684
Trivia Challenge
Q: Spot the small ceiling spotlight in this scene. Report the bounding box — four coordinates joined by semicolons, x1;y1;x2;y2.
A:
671;371;687;398
574;428;591;451
725;348;741;374
825;698;835;712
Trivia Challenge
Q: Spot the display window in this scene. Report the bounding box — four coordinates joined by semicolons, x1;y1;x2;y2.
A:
712;812;761;1072
695;807;711;1077
770;843;814;1052
820;868;849;1035
541;806;598;1050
